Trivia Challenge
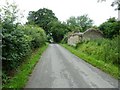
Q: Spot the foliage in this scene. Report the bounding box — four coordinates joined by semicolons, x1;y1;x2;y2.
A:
66;14;93;32
26;8;71;43
0;0;20;24
62;16;120;79
2;24;46;74
2;26;31;71
27;8;58;35
48;21;69;42
3;44;48;88
61;44;119;79
27;9;93;43
2;1;47;86
99;17;120;38
66;16;82;32
77;35;119;65
19;25;46;48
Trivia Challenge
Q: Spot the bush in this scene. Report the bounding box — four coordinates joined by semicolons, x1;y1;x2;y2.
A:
1;0;47;85
19;25;47;49
99;17;120;38
2;23;46;75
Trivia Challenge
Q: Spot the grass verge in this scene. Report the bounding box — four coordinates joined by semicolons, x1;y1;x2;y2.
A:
61;44;119;79
3;44;48;88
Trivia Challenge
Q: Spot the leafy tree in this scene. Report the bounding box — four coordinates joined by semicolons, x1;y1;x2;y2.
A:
0;0;19;24
66;15;93;32
99;17;120;38
27;8;58;35
66;17;82;32
76;15;93;31
48;21;69;42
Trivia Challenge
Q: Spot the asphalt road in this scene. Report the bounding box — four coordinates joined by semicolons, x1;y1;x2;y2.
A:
25;44;118;88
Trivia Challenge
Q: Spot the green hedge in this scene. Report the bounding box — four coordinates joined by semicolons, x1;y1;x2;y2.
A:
2;23;46;76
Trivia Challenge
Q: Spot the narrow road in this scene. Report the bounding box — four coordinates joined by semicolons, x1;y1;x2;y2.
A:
25;44;118;88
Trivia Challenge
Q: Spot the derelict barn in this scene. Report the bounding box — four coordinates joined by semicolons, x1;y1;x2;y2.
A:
67;28;103;46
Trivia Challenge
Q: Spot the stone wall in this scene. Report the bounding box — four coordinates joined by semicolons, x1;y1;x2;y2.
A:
68;35;80;46
67;28;103;46
82;28;103;41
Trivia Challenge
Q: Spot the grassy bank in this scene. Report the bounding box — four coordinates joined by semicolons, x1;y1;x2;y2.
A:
3;44;48;88
61;43;119;79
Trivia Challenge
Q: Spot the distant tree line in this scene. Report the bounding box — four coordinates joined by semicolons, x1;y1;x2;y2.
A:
27;7;120;43
27;8;94;43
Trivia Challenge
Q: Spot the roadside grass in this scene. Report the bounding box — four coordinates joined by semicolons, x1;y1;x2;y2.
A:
3;44;49;89
61;44;119;79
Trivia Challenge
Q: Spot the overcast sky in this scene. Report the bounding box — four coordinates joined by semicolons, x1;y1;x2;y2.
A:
0;0;118;26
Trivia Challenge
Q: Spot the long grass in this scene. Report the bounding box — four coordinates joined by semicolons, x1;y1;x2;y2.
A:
61;37;119;79
3;44;48;88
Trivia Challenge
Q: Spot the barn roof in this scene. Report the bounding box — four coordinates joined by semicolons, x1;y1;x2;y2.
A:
68;28;103;38
68;32;83;38
83;28;103;35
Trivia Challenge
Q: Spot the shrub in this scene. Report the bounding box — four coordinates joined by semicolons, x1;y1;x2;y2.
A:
99;17;120;38
19;25;47;49
2;25;31;72
1;0;47;85
2;24;47;76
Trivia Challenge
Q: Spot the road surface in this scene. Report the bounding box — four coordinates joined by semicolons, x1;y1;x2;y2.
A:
25;44;118;88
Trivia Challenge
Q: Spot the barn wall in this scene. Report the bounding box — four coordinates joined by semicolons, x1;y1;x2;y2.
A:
67;29;103;46
83;30;103;41
68;35;80;46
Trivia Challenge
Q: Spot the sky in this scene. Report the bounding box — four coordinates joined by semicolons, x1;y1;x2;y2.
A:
0;0;118;26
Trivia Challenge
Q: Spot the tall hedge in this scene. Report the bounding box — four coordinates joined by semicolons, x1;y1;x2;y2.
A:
19;25;47;48
2;23;46;74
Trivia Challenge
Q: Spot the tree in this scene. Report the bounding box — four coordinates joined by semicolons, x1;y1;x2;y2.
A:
111;0;120;21
77;15;93;31
66;16;82;32
48;21;69;42
99;17;120;38
66;15;93;32
0;0;20;24
27;8;58;35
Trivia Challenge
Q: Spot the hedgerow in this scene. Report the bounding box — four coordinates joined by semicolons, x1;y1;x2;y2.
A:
1;1;47;85
2;23;46;73
2;24;46;78
19;25;46;49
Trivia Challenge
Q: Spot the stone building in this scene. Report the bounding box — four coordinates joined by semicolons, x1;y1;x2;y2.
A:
67;33;83;46
82;28;103;41
67;28;103;46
